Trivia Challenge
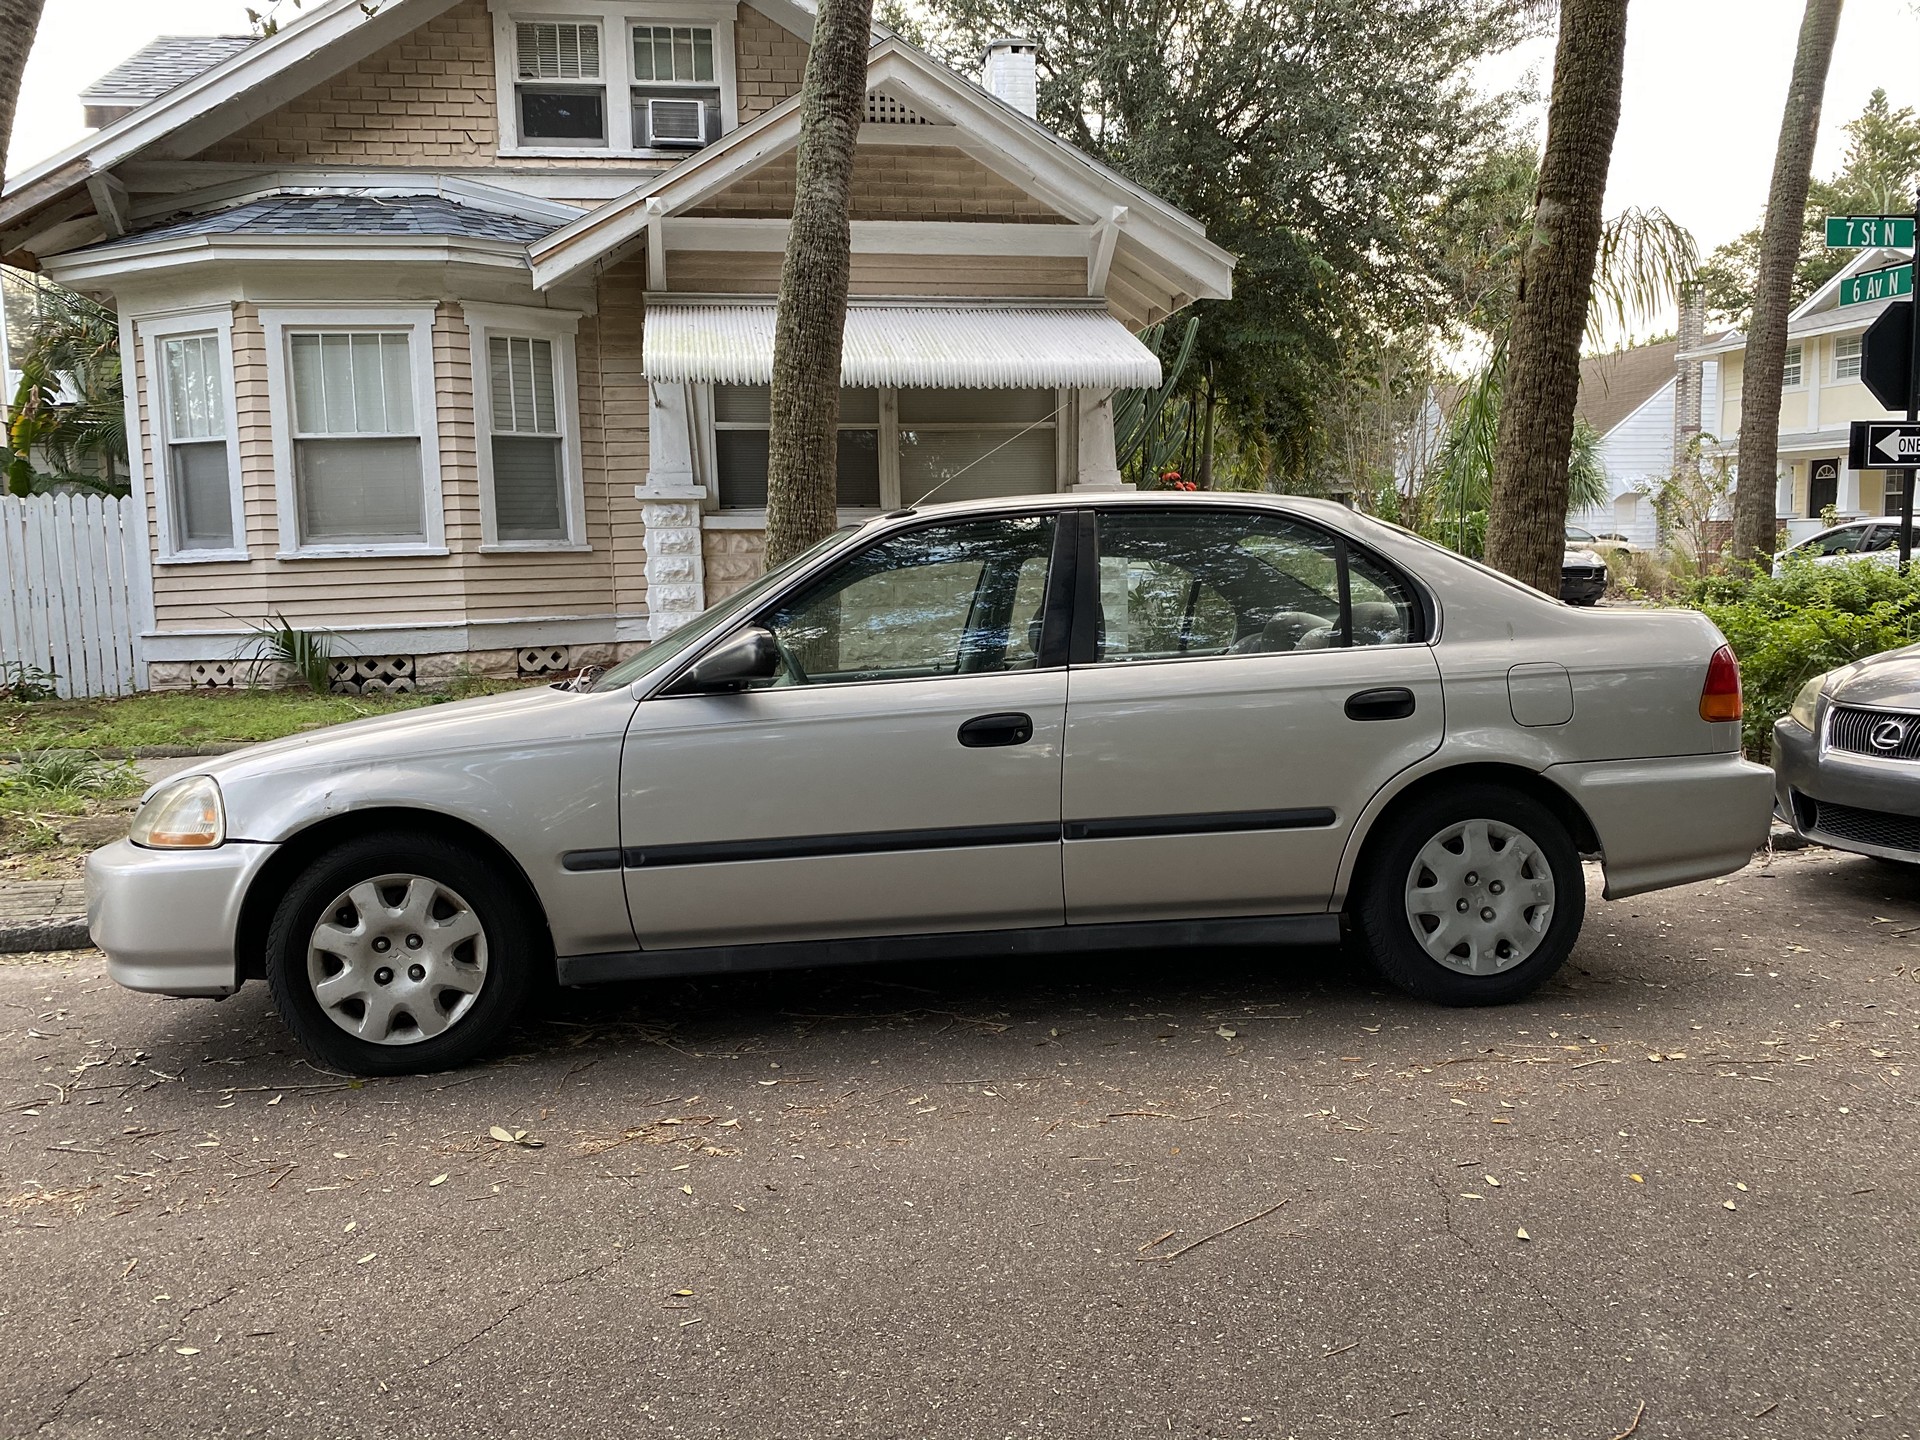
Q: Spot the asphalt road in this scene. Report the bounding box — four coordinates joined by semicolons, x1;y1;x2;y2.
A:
5;846;1920;1440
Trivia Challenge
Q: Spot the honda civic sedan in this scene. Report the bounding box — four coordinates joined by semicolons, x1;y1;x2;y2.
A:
89;494;1775;1074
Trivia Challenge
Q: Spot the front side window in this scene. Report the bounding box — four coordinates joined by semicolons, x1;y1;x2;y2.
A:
157;332;233;551
632;23;721;147
1835;335;1864;381
714;384;879;510
1783;345;1804;388
759;515;1057;686
1091;509;1419;664
288;331;425;545
515;19;606;145
487;335;569;541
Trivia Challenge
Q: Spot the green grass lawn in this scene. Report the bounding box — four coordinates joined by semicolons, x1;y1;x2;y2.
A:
0;688;443;753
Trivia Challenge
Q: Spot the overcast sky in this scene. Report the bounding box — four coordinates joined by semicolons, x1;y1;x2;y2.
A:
9;0;1920;334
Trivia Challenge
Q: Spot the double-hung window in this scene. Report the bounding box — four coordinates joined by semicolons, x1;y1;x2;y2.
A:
1835;335;1864;382
144;310;243;561
514;20;606;145
262;307;442;555
1783;344;1804;388
498;6;737;154
467;305;585;548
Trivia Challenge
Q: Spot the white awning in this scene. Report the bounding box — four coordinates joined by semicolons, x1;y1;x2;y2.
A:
641;298;1163;389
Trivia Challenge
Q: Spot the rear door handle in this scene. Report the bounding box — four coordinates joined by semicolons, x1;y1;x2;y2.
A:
1345;687;1416;722
958;712;1034;748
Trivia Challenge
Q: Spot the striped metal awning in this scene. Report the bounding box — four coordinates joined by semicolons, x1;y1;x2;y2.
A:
641;298;1162;389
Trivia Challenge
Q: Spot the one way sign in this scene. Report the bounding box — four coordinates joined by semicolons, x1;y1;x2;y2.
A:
1849;420;1920;468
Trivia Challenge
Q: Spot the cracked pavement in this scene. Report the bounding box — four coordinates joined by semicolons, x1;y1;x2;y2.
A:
5;845;1920;1439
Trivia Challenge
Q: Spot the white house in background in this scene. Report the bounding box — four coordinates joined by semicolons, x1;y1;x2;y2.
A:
1685;246;1908;543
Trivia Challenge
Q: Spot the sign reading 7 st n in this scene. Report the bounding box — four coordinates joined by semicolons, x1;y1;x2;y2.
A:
1828;216;1917;249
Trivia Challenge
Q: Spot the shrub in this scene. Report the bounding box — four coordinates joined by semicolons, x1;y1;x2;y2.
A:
0;661;58;702
1684;556;1920;758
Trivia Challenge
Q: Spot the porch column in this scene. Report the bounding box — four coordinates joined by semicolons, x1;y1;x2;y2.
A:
636;380;708;640
1072;388;1134;491
1839;460;1863;517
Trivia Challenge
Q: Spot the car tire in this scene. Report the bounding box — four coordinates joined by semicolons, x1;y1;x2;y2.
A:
1353;785;1584;1005
264;833;546;1075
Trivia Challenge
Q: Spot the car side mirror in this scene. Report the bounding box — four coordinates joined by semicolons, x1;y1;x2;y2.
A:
677;626;781;693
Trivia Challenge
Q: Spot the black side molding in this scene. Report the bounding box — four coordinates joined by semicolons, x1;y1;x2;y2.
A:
1063;808;1336;841
557;912;1343;986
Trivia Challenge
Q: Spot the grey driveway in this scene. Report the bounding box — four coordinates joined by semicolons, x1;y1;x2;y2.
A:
4;846;1918;1439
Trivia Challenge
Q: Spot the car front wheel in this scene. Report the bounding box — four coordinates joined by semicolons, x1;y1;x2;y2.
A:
1354;785;1584;1005
264;833;544;1075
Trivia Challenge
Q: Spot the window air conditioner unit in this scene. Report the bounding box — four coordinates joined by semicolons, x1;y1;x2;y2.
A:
648;97;706;147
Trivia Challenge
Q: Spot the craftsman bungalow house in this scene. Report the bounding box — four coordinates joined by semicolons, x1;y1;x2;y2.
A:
0;0;1232;688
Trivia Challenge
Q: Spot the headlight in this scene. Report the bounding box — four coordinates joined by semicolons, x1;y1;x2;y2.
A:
1788;674;1829;732
129;775;226;849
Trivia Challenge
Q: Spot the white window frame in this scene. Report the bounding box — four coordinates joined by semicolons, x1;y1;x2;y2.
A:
258;304;446;559
1834;334;1864;383
1782;343;1804;390
489;0;738;159
464;302;589;552
140;307;247;564
701;384;1066;521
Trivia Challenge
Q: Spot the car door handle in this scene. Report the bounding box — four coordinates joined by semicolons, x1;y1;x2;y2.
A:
1345;687;1416;722
958;712;1034;748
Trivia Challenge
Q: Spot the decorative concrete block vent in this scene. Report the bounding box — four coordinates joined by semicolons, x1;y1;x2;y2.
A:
329;656;417;695
517;646;573;677
187;660;242;689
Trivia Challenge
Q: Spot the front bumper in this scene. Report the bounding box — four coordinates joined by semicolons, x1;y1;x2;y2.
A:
1559;571;1607;604
1773;714;1920;859
1545;751;1774;898
86;839;277;998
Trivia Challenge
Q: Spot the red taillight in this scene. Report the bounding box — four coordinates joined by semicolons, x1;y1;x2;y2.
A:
1700;644;1742;722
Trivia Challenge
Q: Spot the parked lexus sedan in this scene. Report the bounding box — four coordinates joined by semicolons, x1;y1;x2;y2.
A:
90;494;1775;1074
1774;640;1920;861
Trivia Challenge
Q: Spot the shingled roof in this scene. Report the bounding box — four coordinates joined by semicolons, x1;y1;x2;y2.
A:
90;193;560;250
80;36;257;108
1576;339;1680;438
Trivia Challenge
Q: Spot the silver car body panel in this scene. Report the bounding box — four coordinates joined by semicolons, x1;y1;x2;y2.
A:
87;837;276;996
86;492;1772;998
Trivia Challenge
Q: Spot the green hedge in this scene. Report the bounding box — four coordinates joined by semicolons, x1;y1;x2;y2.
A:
1685;557;1920;758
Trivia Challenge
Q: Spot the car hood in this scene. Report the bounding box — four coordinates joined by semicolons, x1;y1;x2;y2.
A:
1563;549;1604;567
164;685;590;795
1827;643;1920;710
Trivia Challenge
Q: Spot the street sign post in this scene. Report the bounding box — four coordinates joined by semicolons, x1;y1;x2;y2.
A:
1840;263;1913;308
1827;215;1916;249
1848;420;1920;469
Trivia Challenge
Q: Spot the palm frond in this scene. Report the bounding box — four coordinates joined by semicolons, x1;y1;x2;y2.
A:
1588;207;1699;347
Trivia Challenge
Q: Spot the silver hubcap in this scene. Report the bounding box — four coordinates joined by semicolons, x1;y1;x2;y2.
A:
306;874;488;1046
1404;819;1555;976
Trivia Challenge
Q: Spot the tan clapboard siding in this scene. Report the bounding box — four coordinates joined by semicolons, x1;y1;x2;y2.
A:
664;250;1087;297
687;146;1071;222
432;304;483;552
737;5;807;123
131;322;160;566
193;3;804;171
583;259;650;615
231;305;280;555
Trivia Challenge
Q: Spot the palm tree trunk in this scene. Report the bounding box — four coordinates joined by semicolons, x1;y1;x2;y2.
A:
764;0;873;567
0;0;45;173
1731;0;1844;566
1484;0;1629;593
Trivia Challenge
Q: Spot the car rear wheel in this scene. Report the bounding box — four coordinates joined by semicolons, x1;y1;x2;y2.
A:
1354;785;1584;1005
264;833;544;1075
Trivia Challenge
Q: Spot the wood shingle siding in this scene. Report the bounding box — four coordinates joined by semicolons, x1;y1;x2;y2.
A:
663;250;1089;297
687;146;1071;223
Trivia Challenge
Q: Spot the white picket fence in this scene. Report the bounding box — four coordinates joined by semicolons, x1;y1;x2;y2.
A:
0;493;141;698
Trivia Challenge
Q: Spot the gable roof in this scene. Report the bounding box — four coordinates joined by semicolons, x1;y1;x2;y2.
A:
528;37;1233;311
79;36;258;109
1576;340;1679;438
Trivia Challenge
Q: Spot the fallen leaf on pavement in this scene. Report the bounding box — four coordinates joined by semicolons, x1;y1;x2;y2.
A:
174;1347;199;1356
1516;1228;1531;1241
428;1174;448;1188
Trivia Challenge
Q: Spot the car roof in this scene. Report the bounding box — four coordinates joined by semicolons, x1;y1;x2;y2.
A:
881;490;1362;523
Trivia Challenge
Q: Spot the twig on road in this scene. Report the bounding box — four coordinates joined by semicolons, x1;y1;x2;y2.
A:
1321;1340;1359;1359
1749;1401;1779;1419
1134;1199;1289;1262
1609;1399;1646;1439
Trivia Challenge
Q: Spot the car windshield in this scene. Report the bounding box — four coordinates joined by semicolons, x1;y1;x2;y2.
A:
1566;526;1596;543
587;528;862;692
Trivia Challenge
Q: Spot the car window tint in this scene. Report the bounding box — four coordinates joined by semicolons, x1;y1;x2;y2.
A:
1862;526;1895;552
1091;509;1413;662
1814;528;1863;554
760;514;1056;686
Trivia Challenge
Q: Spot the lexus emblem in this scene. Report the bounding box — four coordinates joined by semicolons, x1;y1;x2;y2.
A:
1871;719;1909;751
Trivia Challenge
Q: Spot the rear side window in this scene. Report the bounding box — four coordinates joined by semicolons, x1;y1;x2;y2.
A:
1088;509;1421;663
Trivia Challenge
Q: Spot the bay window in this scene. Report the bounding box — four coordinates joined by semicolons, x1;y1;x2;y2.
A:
144;310;244;561
467;304;586;548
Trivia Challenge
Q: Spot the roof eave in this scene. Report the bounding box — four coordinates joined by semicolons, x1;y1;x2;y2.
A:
42;230;533;287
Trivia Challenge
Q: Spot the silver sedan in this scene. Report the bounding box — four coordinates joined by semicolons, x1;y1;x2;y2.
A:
89;494;1775;1074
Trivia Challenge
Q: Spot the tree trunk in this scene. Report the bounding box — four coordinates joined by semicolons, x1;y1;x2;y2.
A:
1484;0;1629;593
1730;0;1844;567
0;0;46;174
763;0;873;567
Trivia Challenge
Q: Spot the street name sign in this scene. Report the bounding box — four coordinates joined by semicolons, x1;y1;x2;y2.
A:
1827;215;1916;249
1840;263;1914;307
1850;420;1920;469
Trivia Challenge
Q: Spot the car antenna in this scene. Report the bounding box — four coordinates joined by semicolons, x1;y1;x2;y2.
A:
902;403;1063;509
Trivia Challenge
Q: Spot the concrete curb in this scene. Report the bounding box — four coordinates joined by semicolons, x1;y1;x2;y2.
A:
0;917;90;954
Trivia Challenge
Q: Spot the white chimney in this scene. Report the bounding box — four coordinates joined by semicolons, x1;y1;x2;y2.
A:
982;38;1038;118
